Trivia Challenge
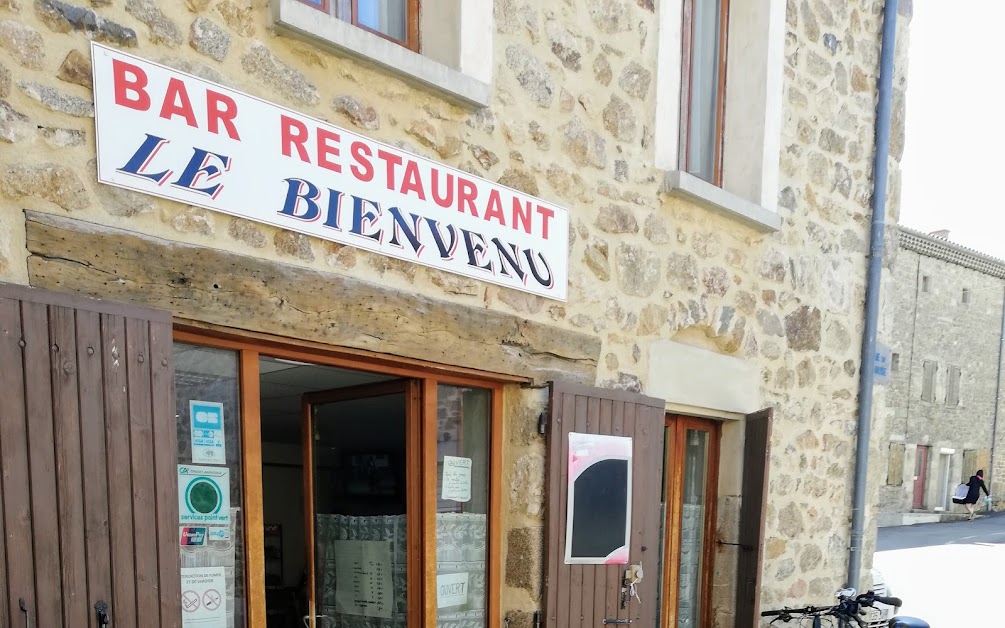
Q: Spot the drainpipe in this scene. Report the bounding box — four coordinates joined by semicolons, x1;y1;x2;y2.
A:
989;284;1005;508
848;0;899;591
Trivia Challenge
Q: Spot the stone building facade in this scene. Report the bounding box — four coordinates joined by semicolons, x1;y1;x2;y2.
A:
0;0;911;627
877;227;1005;525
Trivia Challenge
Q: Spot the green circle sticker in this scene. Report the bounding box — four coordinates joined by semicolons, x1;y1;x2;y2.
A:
186;478;222;515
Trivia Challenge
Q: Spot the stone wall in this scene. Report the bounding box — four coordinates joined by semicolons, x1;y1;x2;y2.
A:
0;0;911;623
879;230;1005;514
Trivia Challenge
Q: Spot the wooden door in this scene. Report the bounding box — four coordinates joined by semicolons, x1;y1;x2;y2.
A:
734;409;771;628
0;283;179;628
913;446;929;509
543;382;666;628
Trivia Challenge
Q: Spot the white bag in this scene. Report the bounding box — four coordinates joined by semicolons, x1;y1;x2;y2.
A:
952;483;969;500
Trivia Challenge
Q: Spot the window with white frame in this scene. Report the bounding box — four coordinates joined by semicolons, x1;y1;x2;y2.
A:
273;0;492;107
654;0;785;231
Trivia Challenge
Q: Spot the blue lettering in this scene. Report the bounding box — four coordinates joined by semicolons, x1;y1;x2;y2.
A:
279;177;321;221
117;133;171;185
424;218;457;260
388;207;424;254
524;249;554;288
171;147;232;199
461;229;493;273
349;195;382;242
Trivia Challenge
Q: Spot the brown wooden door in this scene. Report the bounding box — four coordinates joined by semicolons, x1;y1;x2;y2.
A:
543;382;666;628
734;408;772;628
0;283;180;628
913;445;929;509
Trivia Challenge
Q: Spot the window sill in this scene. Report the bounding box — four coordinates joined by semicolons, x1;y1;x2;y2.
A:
272;0;491;109
660;170;781;233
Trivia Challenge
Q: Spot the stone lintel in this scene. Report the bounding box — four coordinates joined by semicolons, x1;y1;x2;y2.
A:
661;170;782;233
24;211;599;384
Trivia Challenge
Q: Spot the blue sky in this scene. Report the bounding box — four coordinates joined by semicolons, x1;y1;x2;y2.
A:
899;1;1005;258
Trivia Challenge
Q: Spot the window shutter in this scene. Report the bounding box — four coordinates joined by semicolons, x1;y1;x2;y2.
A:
543;382;666;628
735;408;772;628
0;283;179;628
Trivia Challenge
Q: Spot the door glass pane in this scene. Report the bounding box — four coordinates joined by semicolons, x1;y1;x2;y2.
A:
687;0;723;183
436;385;490;628
357;0;408;42
677;429;709;628
313;394;408;628
174;343;247;628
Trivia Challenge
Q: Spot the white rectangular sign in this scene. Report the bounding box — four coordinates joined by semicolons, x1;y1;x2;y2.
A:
333;540;393;618
190;400;226;464
90;42;569;300
441;455;472;502
436;572;470;609
181;566;227;627
178;465;231;526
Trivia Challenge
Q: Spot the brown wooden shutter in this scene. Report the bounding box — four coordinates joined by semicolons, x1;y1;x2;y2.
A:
0;283;179;628
543;381;666;628
734;408;772;628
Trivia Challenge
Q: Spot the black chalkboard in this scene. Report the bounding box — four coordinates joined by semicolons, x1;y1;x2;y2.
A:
569;458;629;560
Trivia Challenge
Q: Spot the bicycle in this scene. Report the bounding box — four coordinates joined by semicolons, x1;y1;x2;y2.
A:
761;588;930;627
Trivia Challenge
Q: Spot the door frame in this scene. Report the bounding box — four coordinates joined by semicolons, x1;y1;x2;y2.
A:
174;325;513;628
660;414;721;628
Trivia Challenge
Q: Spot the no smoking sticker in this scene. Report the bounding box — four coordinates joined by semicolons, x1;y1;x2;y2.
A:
180;567;226;627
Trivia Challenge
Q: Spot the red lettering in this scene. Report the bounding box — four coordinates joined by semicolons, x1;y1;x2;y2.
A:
351;141;374;182
159;78;198;127
483;190;506;225
457;178;479;218
317;128;341;173
536;204;555;239
512;198;532;234
281;115;310;163
376;149;403;190
113;59;150;111
399;161;426;200
431;168;454;208
206;90;240;141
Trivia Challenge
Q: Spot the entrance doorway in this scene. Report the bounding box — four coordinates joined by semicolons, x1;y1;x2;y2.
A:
257;357;406;627
660;416;721;628
913;446;929;510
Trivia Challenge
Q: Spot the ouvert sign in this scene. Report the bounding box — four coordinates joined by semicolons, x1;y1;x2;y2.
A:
90;43;570;300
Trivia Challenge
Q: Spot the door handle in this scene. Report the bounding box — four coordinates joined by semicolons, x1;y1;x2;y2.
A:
95;600;109;627
19;598;29;628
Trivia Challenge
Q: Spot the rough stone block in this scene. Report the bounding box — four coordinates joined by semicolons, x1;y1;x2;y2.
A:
0;19;44;69
505;526;543;596
0;100;32;143
126;0;183;47
189;16;230;62
2;162;90;211
35;0;137;46
57;49;93;89
18;81;94;117
241;41;320;107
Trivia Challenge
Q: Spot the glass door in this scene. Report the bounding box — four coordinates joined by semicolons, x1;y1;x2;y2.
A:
660;416;720;628
302;380;415;628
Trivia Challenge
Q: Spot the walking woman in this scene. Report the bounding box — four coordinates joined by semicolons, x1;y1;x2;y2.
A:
952;469;990;520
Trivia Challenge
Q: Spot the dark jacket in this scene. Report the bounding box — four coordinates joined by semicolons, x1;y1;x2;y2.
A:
964;475;989;504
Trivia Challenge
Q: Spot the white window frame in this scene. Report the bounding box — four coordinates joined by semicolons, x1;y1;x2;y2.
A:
271;0;492;108
654;0;784;232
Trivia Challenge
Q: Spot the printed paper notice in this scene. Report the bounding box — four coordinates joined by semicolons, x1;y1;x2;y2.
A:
181;566;226;627
178;465;231;526
437;572;469;609
190;400;226;464
333;540;392;619
441;456;472;502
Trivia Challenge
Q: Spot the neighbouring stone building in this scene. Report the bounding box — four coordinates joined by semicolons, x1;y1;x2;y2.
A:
0;1;911;628
877;227;1005;526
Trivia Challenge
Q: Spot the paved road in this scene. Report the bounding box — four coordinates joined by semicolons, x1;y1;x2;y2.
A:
874;510;1005;627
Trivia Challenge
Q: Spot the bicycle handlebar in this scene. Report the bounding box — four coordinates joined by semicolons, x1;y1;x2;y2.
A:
870;595;902;607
